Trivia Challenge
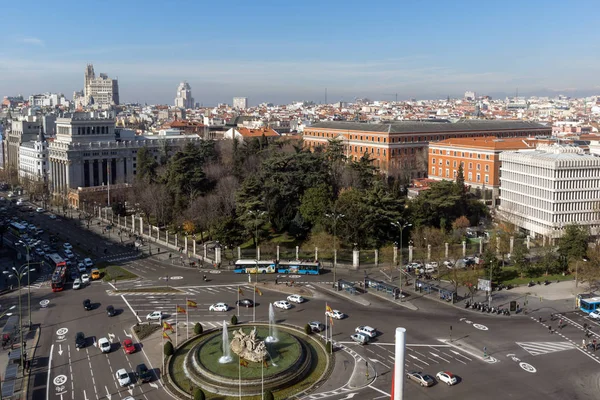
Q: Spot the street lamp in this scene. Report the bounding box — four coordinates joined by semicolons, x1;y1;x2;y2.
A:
247;210;266;258
0;305;16;319
325;212;344;285
11;265;35;374
391;221;411;301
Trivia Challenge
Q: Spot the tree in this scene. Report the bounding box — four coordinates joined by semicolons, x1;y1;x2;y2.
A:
299;185;332;230
264;390;275;400
451;216;470;238
511;238;529;278
305;323;312;335
194;322;203;335
558;224;589;268
455;163;465;194
231;315;238;325
136;146;158;183
482;250;501;281
164;341;174;356
193;388;206;400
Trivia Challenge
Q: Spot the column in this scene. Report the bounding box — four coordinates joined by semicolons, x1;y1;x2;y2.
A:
427;244;431;261
204;244;207;259
352;247;360;269
166;231;169;245
193;239;196;256
315;247;318;261
509;236;514;255
444;243;449;259
131;215;135;232
479;237;484;254
462;241;467;257
139;217;143;236
237;246;241;259
408;245;413;262
374;249;378;265
184;236;188;253
257;246;261;261
393;245;398;265
295;246;299;260
175;234;178;248
276;246;280;261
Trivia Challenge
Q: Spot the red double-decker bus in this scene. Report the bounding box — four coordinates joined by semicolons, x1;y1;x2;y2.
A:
49;253;67;292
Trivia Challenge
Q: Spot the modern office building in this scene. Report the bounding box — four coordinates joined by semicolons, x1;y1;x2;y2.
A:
175;81;194;109
233;97;248;110
303;120;550;177
84;64;119;106
18;126;48;182
499;144;600;239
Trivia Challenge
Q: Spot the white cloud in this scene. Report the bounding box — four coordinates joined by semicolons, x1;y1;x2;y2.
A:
19;37;44;46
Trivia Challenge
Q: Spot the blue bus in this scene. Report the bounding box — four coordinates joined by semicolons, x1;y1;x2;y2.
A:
9;222;27;238
578;295;600;313
233;259;277;274
277;260;321;275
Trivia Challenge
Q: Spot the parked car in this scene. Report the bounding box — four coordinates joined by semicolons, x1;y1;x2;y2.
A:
273;300;292;310
75;332;86;348
236;299;254;308
116;369;131;387
98;337;111;353
436;371;457;386
407;372;434;387
355;326;377;338
35;207;44;213
287;294;305;304
308;321;325;333
136;363;152;383
122;339;136;354
351;333;369;345
209;303;229;312
146;311;163;321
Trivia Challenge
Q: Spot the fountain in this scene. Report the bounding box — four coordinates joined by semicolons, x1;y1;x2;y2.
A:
265;303;279;343
218;320;232;364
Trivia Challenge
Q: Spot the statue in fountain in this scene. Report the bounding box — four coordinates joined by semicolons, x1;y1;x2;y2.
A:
230;327;268;363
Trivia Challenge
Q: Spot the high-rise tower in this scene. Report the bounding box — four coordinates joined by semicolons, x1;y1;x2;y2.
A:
175;81;194;109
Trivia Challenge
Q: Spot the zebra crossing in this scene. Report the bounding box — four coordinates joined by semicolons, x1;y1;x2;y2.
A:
29;274;51;289
516;341;575;356
181;285;253;295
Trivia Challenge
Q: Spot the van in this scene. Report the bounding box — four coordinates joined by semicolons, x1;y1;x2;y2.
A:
91;269;101;280
350;333;369;345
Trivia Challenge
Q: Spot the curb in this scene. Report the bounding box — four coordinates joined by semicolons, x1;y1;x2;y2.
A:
366;289;419;311
314;284;371;307
23;325;41;399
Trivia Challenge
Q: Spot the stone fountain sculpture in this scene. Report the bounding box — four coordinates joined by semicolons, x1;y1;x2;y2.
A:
230;327;268;363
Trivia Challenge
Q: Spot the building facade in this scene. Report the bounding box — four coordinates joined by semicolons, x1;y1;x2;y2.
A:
174;81;194;109
48;113;201;208
303;120;550;178
233;97;248;110
6;117;41;172
84;64;119;106
499;144;600;239
428;136;537;196
18;126;48;182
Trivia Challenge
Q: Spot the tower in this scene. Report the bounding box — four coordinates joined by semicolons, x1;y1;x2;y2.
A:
84;64;95;97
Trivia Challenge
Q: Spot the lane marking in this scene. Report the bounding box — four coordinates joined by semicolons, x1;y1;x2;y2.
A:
45;344;54;400
121;294;142;323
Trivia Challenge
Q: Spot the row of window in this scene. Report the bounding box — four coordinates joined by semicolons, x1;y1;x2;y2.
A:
502;171;600;190
431;149;492;160
432;167;490;183
310;130;536;144
76;126;112;135
431;158;491;172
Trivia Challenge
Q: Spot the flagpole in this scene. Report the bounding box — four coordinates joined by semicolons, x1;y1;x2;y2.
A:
237;285;240;318
186;297;189;340
239;357;242;399
325;303;328;346
253;284;256;322
161;317;165;374
262;357;264;400
175;305;178;347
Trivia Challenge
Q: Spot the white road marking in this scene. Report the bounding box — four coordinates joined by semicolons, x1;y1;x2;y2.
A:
122;294;142;322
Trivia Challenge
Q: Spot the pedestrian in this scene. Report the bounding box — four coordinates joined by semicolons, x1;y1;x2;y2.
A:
583;338;587;349
594;339;597;352
548;325;552;334
559;319;563;330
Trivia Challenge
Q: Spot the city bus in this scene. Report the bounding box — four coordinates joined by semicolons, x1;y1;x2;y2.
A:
277;260;322;275
579;295;600;313
233;259;277;274
8;222;27;238
48;253;67;292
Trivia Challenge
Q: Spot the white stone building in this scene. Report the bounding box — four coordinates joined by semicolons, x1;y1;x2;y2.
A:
18;126;48;182
174;81;194;109
499;144;600;239
233;97;248;110
84;64;119;106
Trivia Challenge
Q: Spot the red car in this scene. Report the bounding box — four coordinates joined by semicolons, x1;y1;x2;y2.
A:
122;339;136;354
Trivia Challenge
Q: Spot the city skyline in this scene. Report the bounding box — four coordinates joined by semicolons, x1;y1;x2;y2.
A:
1;0;600;105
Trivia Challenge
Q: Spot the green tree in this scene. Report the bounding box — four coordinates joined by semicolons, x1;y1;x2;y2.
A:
335;189;370;247
305;323;312;335
164;341;174;356
194;388;206;400
558;224;589;268
194;322;203;335
350;153;378;190
231;315;238;325
511;238;529;278
482;250;501;282
299;185;332;229
264;390;275;400
136;146;158;183
455;163;465;194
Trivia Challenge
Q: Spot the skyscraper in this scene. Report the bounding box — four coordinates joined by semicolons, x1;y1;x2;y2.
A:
175;81;194;109
83;64;119;106
233;97;248;109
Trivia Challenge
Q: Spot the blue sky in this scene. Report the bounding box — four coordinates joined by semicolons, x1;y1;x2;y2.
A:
1;0;599;105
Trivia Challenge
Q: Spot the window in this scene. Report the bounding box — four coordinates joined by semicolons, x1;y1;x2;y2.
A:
453;161;457;167
476;174;481;182
486;155;490;160
445;168;450;177
476;164;481;170
432;158;436;164
446;160;450;166
468;162;473;169
431;166;436;174
485;175;489;183
485;165;489;172
468;172;472;180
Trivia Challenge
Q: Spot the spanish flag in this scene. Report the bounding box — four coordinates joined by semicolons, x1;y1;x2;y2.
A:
240;358;249;368
163;321;174;331
238;287;244;295
176;305;186;314
163;331;172;341
255;287;262;296
187;299;197;308
326;304;333;314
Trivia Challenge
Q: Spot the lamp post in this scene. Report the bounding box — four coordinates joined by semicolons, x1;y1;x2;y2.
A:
248;210;266;258
0;305;16;400
325;212;344;285
391;221;411;301
11;265;35;374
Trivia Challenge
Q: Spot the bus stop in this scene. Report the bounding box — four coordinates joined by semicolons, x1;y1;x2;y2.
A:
365;278;402;299
415;279;457;303
335;279;356;294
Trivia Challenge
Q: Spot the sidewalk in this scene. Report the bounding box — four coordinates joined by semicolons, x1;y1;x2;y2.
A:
314;283;371;307
0;324;40;399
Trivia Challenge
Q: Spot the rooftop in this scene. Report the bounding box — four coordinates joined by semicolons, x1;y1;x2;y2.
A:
430;136;537;150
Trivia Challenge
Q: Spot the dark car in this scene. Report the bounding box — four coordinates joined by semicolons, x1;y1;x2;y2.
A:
70;271;79;281
136;363;152;383
75;332;86;348
107;305;116;316
83;299;92;310
236;299;254;308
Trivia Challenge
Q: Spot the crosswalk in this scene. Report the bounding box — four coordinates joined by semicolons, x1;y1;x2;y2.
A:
516;341;575;356
29;273;51;289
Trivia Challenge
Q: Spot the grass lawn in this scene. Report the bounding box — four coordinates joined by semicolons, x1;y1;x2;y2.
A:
499;266;574;285
100;265;138;282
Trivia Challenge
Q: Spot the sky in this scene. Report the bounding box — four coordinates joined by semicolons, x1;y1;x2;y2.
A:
1;0;600;106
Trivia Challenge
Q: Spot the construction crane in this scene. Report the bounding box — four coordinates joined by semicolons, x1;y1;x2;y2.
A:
383;93;399;102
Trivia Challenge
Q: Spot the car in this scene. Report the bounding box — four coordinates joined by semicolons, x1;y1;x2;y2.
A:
35;207;44;213
35;248;44;256
107;305;116;317
116;368;131;387
287;294;305;304
83;258;93;268
91;269;101;280
273;300;292;310
407;371;434;387
443;260;454;268
326;309;346;319
42;245;50;252
98;337;111;353
81;274;90;284
122;339;136;354
589;310;600;320
351;333;369;345
308;321;325;333
73;279;82;290
355;326;377;338
209;303;229;312
136;363;152;383
436;371;457;386
236;299;254;308
123;397;135;400
49;214;57;219
78;263;87;273
63;243;73;250
70;271;79;281
83;299;92;310
75;332;86;348
146;311;163;321
64;250;75;259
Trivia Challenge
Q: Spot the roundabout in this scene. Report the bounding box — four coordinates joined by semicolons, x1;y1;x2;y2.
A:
168;323;332;399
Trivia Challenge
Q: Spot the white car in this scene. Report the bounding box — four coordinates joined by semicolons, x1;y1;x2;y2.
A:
443;260;454;268
326;309;346;319
273;300;292;310
287;294;305;304
355;326;377;338
209;303;229;312
146;311;163;321
35;207;44;213
63;243;73;250
81;274;90;284
98;337;111;353
589;310;600;320
83;258;93;268
436;371;458;386
73;279;82;290
116;368;131;387
49;214;57;219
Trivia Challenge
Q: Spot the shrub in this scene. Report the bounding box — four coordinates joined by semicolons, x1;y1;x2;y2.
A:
264;390;274;400
325;341;332;353
231;315;238;325
194;322;203;335
304;323;312;335
164;341;174;356
194;388;205;400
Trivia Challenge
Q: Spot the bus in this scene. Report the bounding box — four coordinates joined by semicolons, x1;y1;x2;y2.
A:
277;260;321;275
48;253;67;292
579;295;600;313
233;259;277;274
8;222;27;238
